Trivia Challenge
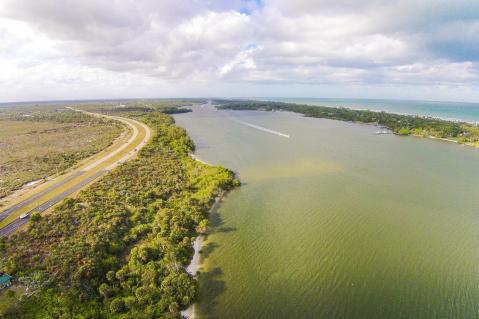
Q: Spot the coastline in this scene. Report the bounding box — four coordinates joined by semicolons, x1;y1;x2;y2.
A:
292;104;479;148
214;101;479;150
294;108;479;149
410;133;478;148
186;236;203;276
182;153;230;319
181;235;202;319
190;153;210;165
256;98;479;124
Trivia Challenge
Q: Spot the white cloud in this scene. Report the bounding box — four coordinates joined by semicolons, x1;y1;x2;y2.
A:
220;45;260;77
0;0;478;102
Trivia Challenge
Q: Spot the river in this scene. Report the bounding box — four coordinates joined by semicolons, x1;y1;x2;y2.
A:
175;104;479;319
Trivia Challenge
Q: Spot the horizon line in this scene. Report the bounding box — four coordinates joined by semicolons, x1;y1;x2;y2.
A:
2;96;479;106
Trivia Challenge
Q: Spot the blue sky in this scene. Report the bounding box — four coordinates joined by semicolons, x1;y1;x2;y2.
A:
0;0;478;102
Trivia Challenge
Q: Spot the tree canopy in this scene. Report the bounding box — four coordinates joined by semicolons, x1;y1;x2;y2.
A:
0;111;238;318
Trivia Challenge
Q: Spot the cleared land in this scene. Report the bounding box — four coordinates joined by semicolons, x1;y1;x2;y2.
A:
0;111;150;232
0;110;122;199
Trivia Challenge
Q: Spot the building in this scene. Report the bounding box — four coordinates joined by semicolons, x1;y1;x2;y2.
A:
0;274;12;289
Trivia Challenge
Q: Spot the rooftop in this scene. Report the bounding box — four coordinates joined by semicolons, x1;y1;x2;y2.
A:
0;274;12;285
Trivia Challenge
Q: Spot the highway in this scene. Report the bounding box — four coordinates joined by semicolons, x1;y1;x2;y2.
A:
0;110;151;237
0;171;85;222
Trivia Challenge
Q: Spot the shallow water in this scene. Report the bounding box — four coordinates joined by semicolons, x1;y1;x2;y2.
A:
175;105;479;319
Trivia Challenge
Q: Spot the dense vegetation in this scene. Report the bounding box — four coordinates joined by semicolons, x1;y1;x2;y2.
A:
76;100;203;115
0;111;238;318
215;100;479;146
0;109;122;199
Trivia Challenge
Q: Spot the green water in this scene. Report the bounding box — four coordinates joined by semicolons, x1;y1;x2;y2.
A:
174;105;479;319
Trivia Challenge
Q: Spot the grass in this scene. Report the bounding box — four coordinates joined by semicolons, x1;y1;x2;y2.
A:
0;285;29;316
0;110;123;199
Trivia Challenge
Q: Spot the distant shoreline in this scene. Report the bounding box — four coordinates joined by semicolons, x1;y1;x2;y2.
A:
3;97;479;124
253;97;479;124
214;100;479;150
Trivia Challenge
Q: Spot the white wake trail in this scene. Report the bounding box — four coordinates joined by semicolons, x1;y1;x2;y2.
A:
231;118;290;138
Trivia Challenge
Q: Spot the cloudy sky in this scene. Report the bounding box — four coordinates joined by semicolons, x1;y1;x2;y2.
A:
1;0;479;102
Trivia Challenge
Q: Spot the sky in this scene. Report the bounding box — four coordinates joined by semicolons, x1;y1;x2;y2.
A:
1;0;479;103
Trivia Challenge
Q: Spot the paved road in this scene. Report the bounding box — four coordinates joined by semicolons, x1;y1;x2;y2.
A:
0;171;85;222
0;170;107;237
0;111;151;238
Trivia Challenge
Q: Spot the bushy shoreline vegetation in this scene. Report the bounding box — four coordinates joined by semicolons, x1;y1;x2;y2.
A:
215;100;479;146
76;100;201;115
0;109;123;199
0;111;238;318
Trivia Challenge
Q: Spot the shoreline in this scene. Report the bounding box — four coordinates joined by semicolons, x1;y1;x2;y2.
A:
410;133;477;148
190;153;210;165
256;98;479;125
182;153;229;319
181;235;202;319
213;102;479;150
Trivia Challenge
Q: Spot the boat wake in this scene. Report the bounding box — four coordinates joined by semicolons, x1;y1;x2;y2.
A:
230;118;290;138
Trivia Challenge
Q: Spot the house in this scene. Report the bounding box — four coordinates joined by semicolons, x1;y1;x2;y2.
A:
0;274;12;289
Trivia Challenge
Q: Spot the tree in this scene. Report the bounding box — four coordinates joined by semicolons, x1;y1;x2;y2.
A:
98;283;112;300
109;298;125;314
397;128;411;135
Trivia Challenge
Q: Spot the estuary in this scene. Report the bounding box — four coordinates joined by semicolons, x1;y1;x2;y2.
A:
175;104;479;319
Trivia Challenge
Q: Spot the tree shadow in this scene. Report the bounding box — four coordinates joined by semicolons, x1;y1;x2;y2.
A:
199;241;219;259
207;209;238;237
215;226;237;233
197;267;226;318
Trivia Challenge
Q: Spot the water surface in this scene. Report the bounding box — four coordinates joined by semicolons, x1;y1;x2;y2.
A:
257;97;479;123
175;105;479;319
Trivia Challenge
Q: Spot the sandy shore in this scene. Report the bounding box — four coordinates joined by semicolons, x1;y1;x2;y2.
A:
181;236;202;319
181;187;227;318
190;153;211;165
411;133;479;148
181;196;224;319
182;152;226;319
186;236;202;276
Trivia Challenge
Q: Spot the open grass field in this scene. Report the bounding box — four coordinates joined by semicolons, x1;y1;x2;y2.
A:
0;109;123;200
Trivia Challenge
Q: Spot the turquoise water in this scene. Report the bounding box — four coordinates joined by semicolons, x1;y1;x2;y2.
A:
255;97;479;123
175;104;479;319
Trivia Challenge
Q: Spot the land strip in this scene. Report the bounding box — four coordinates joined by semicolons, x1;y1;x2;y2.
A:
0;111;238;318
215;100;479;147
